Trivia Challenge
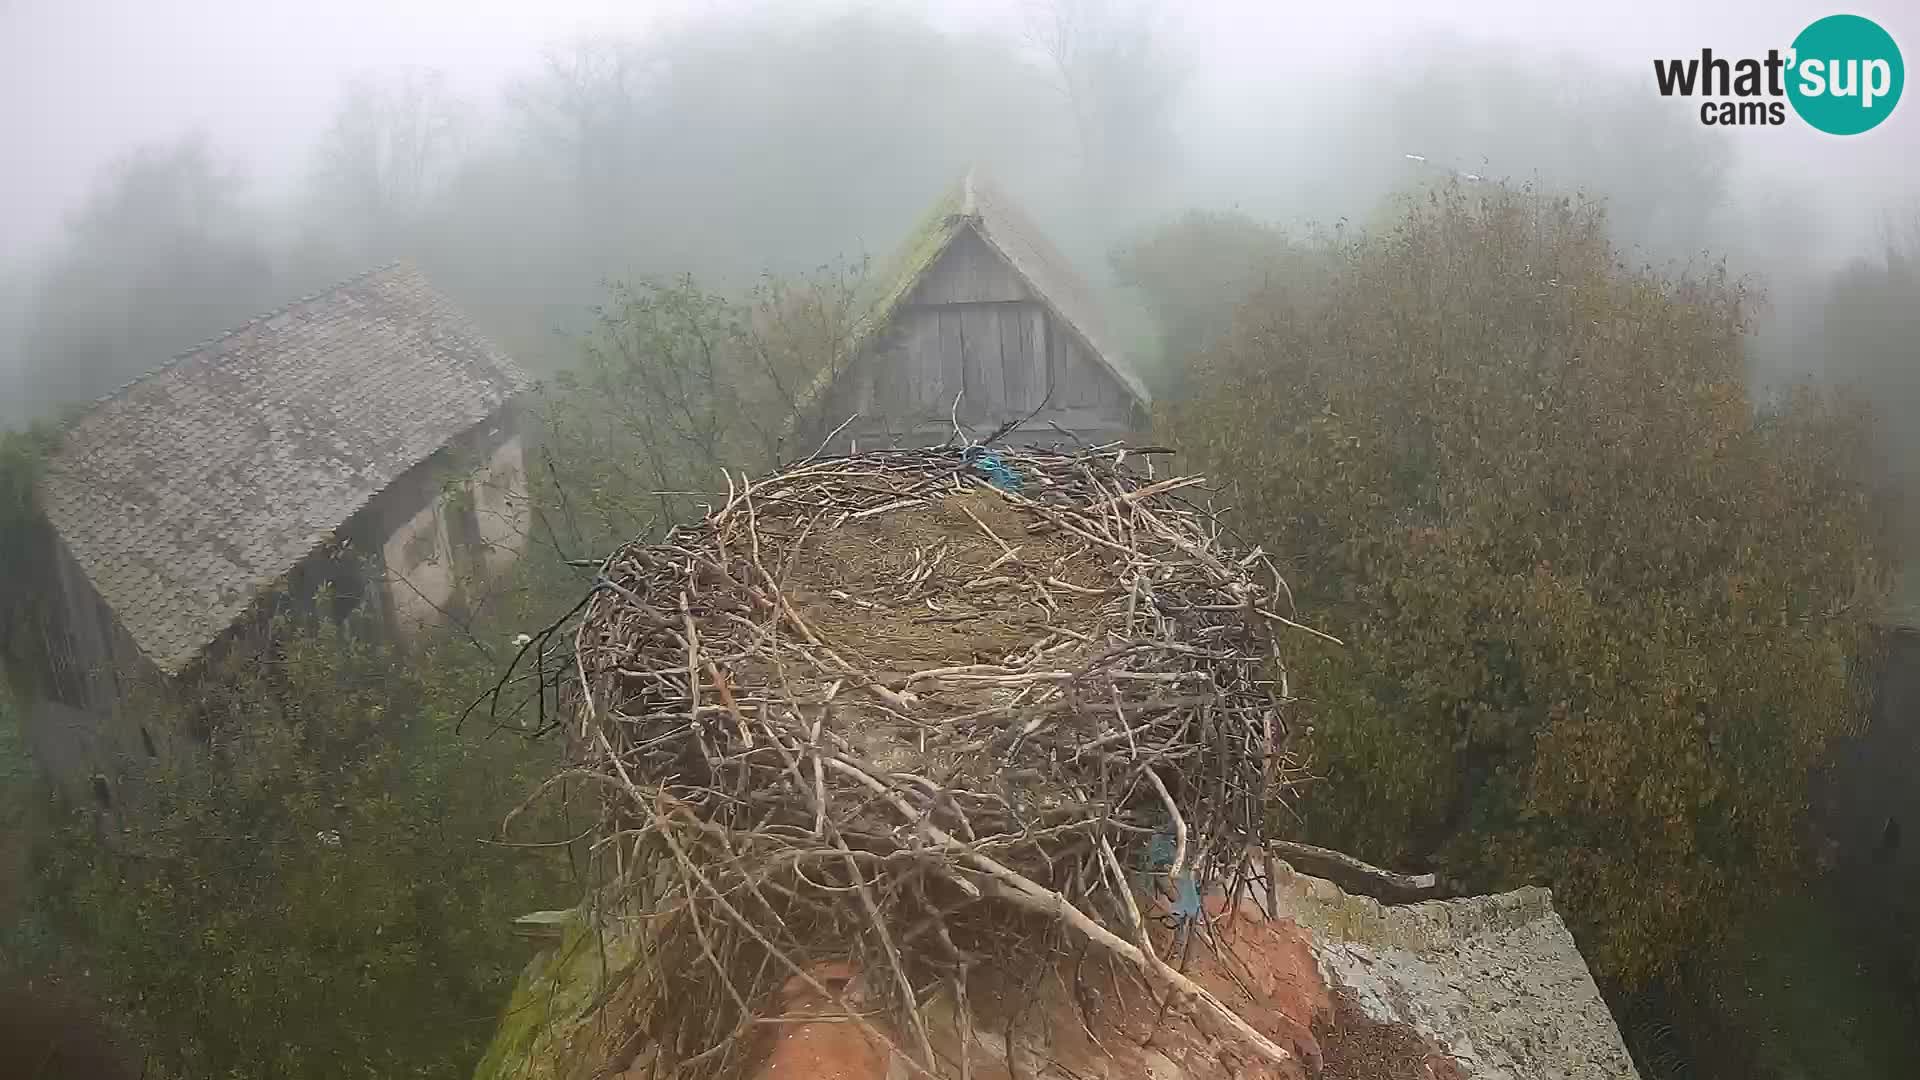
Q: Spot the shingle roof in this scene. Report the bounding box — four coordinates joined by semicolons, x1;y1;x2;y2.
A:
39;263;530;675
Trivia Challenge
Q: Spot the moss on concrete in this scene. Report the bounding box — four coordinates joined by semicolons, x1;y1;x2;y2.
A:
472;909;642;1080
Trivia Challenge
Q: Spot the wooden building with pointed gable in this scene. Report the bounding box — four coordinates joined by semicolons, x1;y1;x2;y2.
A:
799;170;1149;451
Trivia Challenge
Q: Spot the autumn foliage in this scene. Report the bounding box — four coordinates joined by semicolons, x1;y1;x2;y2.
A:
1165;184;1889;985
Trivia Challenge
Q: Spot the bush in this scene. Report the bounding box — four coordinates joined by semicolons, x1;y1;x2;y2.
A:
14;610;577;1079
1110;209;1320;388
0;425;63;697
2;262;864;1076
1819;237;1920;540
1166;183;1889;985
540;264;865;551
1;691;45;937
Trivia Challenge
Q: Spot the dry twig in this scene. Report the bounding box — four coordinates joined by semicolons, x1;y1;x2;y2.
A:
522;445;1323;1078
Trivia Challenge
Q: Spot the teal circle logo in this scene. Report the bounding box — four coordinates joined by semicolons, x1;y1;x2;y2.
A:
1788;14;1904;134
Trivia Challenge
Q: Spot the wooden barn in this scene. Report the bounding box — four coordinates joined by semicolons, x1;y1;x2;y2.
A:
799;170;1149;450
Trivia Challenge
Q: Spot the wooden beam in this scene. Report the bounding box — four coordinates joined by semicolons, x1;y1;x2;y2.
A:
1267;840;1444;904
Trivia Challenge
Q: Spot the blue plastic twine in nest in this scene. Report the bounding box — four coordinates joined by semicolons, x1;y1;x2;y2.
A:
1144;828;1203;922
964;447;1024;493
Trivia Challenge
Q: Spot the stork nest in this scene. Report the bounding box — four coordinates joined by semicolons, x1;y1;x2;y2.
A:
522;445;1326;1078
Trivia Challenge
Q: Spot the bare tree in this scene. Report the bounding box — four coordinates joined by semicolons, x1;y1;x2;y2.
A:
1023;0;1183;201
507;37;656;216
309;69;465;256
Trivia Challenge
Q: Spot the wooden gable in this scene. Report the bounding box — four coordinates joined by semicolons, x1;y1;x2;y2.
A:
823;231;1141;448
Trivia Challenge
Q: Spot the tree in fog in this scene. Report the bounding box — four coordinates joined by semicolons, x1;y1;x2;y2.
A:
1820;207;1920;539
1213;37;1739;262
20;137;274;412
306;69;466;265
1110;209;1316;383
0;269;28;428
1024;0;1184;218
542;262;866;548
498;11;1077;280
1375;42;1734;259
1168;184;1888;985
507;37;653;224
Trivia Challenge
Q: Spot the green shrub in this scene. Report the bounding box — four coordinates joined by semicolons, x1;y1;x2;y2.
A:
1819;238;1920;542
1;691;45;938
17;611;576;1079
0;425;63;697
1110;209;1323;389
2;261;862;1076
540;264;865;550
1167;183;1888;985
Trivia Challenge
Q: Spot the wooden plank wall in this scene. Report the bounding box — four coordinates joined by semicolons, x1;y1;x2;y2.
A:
1048;331;1136;414
905;230;1032;305
837;224;1139;447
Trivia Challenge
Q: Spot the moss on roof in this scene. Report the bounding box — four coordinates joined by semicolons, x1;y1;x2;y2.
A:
791;171;1147;431
861;178;967;341
37;264;528;675
789;180;968;415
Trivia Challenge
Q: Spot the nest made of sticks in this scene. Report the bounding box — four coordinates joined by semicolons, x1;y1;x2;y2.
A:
532;445;1327;1078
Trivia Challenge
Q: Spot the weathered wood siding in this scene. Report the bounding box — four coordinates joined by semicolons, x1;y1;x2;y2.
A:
903;230;1032;306
21;532;169;804
826;225;1141;450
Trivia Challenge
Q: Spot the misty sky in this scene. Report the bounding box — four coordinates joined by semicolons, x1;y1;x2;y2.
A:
2;0;1914;264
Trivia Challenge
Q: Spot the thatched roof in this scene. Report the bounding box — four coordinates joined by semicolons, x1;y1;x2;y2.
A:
39;263;529;675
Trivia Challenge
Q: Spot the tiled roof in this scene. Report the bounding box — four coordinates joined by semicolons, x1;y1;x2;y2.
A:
39;263;531;675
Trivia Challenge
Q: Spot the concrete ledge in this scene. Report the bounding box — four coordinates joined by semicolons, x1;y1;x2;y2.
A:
1268;862;1640;1080
1269;858;1557;952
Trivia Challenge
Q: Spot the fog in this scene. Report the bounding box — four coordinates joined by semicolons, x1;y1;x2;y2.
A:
2;0;1916;426
4;5;1919;1073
